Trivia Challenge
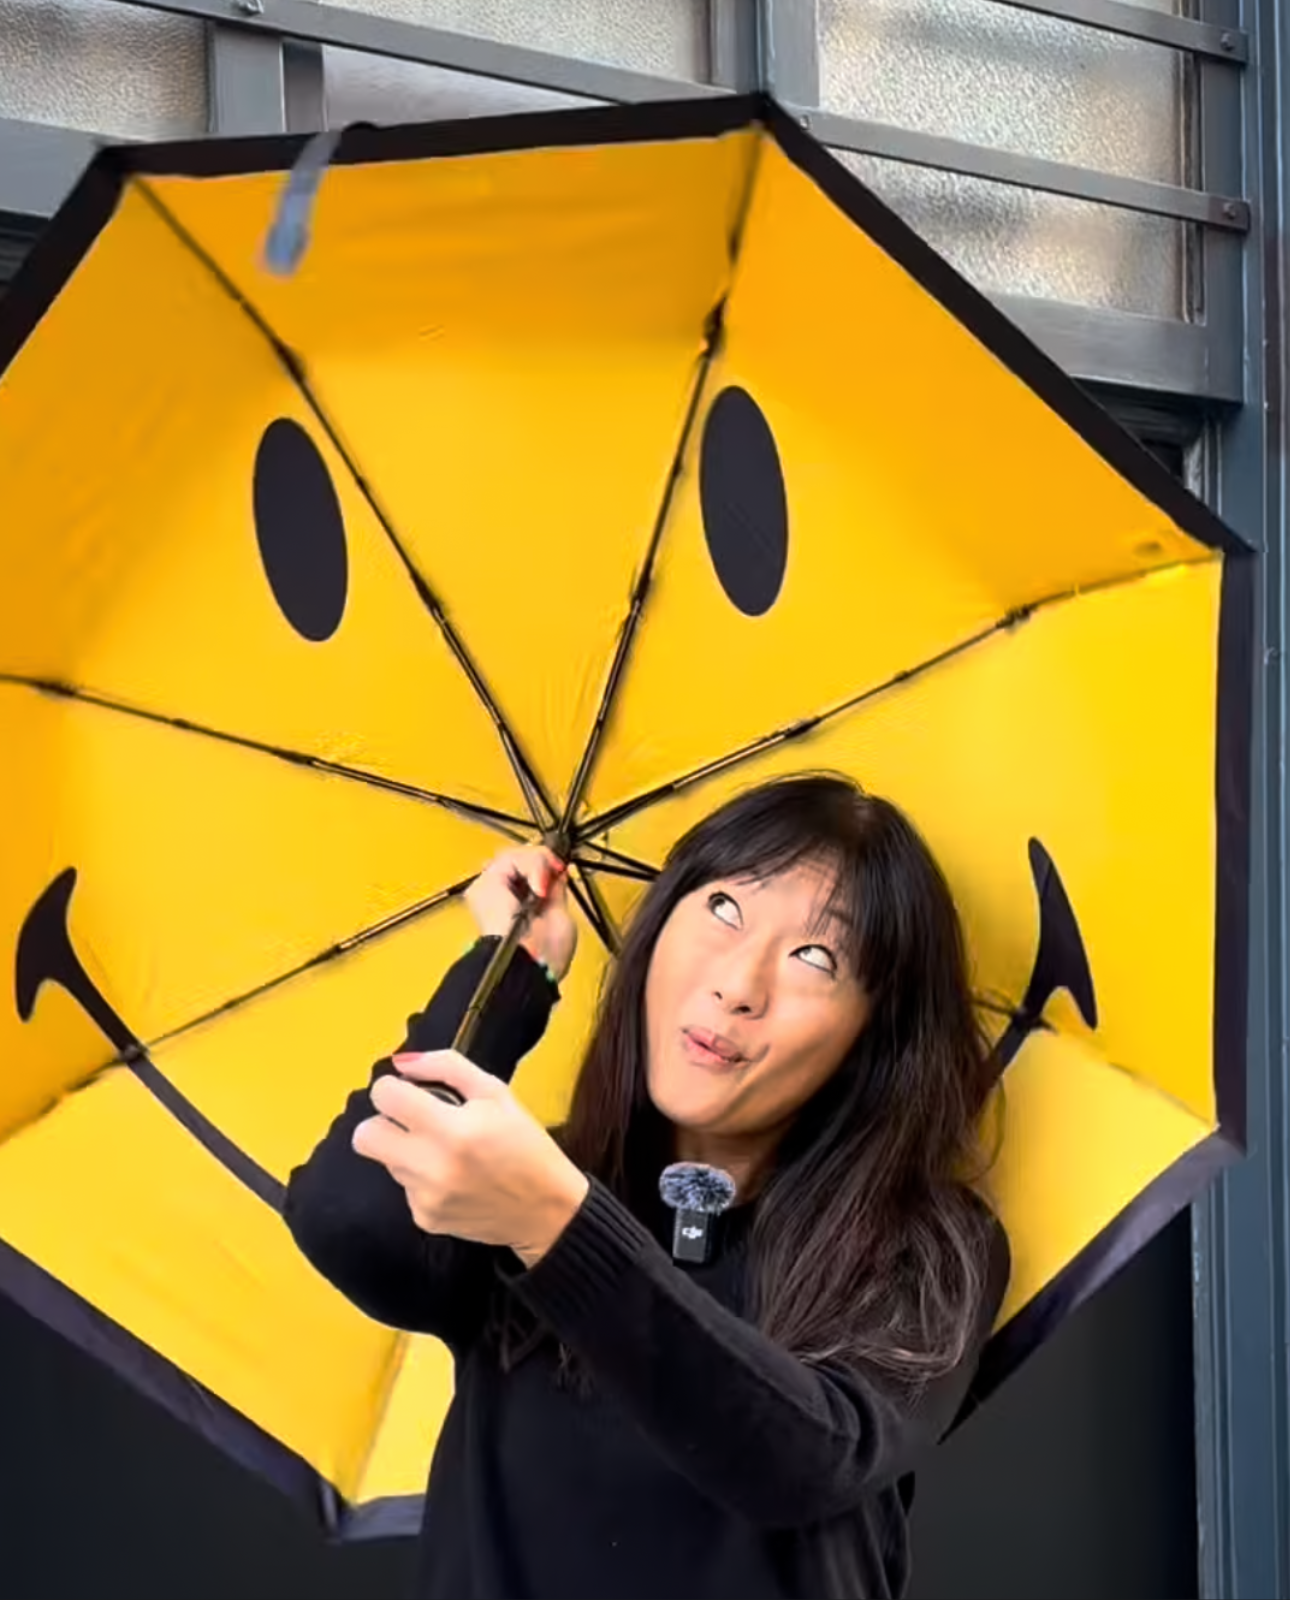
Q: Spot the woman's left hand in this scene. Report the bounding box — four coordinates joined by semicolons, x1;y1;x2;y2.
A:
351;1050;590;1268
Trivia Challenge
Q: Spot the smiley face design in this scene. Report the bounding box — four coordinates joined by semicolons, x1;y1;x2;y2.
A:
0;100;1251;1531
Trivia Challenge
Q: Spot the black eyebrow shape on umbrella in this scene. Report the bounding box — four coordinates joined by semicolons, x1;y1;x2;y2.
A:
126;174;560;838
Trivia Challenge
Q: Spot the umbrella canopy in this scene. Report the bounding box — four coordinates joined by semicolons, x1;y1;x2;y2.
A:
0;94;1252;1537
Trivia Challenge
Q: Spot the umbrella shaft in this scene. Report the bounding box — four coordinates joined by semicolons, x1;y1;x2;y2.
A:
451;896;540;1058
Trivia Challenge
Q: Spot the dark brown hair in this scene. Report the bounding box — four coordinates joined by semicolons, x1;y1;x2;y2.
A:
555;773;1001;1383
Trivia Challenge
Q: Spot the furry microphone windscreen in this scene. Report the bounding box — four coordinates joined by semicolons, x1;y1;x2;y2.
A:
658;1162;737;1215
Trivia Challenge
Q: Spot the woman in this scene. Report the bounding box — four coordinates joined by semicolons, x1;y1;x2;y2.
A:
284;774;1010;1600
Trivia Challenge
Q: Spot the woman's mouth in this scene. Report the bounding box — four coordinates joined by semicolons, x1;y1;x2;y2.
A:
681;1027;746;1071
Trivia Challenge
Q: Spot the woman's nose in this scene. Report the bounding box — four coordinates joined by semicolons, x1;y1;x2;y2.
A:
712;952;770;1017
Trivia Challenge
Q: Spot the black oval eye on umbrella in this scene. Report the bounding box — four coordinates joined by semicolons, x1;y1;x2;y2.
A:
990;838;1099;1079
253;417;349;642
14;869;285;1210
699;385;789;619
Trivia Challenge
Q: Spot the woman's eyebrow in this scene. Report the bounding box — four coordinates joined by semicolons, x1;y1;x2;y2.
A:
801;905;854;941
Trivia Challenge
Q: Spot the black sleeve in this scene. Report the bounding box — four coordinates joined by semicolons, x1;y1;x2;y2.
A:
283;937;558;1350
508;1181;1010;1528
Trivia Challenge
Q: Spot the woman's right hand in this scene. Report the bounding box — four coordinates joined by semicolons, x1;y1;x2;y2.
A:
465;845;578;983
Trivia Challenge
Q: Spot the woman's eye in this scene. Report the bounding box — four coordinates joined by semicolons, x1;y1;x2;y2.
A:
796;945;837;974
708;892;741;927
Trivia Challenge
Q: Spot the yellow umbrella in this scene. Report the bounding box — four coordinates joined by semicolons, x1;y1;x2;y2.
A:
0;95;1251;1536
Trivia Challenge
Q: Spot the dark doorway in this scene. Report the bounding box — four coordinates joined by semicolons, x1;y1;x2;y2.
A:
909;1211;1199;1600
0;1284;414;1599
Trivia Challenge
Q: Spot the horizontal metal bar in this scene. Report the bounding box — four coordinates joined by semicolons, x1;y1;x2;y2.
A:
107;0;722;104
0;115;1240;407
988;0;1247;64
96;0;1249;234
802;107;1251;231
994;295;1242;405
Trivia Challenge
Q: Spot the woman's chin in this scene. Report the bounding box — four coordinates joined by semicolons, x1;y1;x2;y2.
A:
646;1071;733;1136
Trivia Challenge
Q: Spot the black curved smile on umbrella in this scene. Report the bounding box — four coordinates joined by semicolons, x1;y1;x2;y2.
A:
9;173;1105;1208
16;868;286;1210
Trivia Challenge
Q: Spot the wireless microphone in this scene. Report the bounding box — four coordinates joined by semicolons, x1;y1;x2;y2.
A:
658;1162;737;1264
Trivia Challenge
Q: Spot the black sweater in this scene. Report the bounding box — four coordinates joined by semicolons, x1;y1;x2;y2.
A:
283;940;1009;1600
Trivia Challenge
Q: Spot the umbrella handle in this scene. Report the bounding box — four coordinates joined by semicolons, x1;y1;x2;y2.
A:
417;872;546;1106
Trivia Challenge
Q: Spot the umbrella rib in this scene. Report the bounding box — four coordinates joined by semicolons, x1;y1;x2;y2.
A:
565;863;622;957
554;318;722;837
0;673;532;840
576;615;1024;837
574;839;661;878
65;877;474;1095
128;176;558;835
0;878;474;1203
555;130;767;840
576;557;1213;840
572;856;655;883
348;1327;415;1518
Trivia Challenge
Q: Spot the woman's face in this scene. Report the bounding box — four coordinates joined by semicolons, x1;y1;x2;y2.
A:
643;860;871;1158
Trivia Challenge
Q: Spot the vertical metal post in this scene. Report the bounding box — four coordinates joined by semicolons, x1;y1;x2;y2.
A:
207;23;287;135
709;0;760;91
1192;1;1290;1595
282;40;326;132
1195;1;1244;345
756;0;820;104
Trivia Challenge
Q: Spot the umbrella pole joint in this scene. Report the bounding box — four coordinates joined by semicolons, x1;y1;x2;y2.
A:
541;827;574;862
